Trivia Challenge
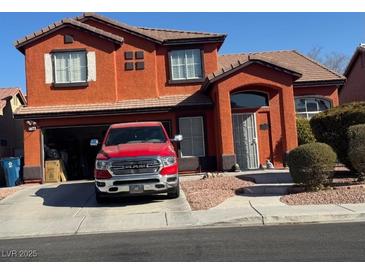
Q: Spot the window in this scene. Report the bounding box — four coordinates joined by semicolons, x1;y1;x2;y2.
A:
105;126;167;146
295;97;331;119
169;49;203;81
231;91;269;108
53;51;87;84
179;116;205;157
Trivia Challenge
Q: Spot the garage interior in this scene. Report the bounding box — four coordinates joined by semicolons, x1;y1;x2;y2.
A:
43;125;109;181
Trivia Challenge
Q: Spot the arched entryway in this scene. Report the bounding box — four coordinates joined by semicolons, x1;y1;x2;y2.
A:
231;90;270;170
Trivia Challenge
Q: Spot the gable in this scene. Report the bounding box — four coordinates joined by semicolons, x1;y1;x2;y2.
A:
15;18;123;54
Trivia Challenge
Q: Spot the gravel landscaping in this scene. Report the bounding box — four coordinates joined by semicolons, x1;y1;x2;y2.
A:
181;176;254;210
281;184;365;205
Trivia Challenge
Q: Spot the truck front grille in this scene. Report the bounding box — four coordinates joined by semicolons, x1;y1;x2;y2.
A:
110;159;161;175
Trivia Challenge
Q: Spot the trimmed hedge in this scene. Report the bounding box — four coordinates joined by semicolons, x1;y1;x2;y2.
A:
296;118;316;145
310;102;365;169
288;142;337;190
348;124;365;177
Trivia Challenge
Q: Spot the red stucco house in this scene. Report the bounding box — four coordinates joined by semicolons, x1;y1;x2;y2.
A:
14;13;345;183
339;44;365;104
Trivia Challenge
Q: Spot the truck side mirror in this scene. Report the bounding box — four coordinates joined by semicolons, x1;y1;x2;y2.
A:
90;139;99;146
171;134;183;142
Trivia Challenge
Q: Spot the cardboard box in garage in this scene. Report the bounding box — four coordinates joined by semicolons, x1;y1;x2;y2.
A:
45;160;67;183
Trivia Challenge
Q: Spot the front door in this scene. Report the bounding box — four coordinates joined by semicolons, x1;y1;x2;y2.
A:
232;113;259;170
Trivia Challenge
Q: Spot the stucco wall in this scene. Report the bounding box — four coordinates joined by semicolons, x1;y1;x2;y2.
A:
0;96;24;158
340;52;365;104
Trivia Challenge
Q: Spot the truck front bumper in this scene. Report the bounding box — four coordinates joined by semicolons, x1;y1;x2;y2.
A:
95;173;179;196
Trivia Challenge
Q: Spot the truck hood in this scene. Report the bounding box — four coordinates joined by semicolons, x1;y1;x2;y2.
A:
100;143;176;158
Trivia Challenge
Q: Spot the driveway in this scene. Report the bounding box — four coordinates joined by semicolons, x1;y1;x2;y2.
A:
0;181;193;239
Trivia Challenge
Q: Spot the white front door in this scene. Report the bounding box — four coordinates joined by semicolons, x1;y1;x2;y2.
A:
232;113;259;170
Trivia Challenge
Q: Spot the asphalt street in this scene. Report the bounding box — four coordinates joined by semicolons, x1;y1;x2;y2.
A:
1;222;365;261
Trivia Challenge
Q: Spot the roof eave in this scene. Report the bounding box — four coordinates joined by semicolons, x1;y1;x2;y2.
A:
15;20;124;54
14;103;213;120
162;35;227;46
293;79;346;88
343;46;365;77
201;59;302;92
78;13;227;46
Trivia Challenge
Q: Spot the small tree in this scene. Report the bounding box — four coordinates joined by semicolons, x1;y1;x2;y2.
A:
348;124;365;181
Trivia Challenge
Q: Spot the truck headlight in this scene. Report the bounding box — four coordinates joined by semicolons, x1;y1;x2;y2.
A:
95;160;109;170
161;156;176;167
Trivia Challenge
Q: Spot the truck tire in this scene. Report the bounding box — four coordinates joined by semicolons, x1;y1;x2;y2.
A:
95;188;108;203
167;183;180;199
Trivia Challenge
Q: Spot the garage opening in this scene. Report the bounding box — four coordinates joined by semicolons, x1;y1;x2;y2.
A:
43;125;109;181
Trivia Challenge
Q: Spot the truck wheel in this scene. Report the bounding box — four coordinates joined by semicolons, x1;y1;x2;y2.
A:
167;184;180;199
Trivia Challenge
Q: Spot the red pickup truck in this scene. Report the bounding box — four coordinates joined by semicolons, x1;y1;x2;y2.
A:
91;122;182;203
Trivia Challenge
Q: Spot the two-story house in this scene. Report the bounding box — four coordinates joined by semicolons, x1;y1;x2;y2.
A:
0;87;26;158
14;13;345;183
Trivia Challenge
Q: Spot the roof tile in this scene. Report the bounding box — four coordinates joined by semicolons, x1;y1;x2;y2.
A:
213;50;345;84
15;18;124;51
77;13;226;44
15;93;212;117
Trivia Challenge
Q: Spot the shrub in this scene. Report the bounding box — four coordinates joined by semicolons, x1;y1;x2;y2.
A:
310;102;365;169
348;124;365;178
296;118;316;145
288;142;337;190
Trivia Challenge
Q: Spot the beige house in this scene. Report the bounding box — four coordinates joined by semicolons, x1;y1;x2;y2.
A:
0;88;26;159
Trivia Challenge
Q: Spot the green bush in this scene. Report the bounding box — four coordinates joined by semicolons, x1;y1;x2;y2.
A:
348;124;365;178
288;142;337;190
310;102;365;169
296;118;316;145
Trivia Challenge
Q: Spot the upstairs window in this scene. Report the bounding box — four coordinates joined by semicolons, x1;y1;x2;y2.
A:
53;51;87;84
169;49;203;81
295;97;331;119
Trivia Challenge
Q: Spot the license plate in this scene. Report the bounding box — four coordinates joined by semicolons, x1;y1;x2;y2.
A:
129;184;144;194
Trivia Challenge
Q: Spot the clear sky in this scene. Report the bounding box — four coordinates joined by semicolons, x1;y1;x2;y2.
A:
1;12;364;92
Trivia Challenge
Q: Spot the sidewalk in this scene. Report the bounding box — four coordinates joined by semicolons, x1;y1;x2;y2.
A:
1;181;365;240
192;195;365;226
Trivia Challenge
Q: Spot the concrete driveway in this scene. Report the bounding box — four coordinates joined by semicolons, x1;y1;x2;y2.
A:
0;181;193;239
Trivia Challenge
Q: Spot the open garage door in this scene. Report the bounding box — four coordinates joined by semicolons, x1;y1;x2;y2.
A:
43;125;109;181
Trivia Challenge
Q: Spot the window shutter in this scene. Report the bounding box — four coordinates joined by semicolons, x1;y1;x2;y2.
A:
87;51;96;81
44;53;53;84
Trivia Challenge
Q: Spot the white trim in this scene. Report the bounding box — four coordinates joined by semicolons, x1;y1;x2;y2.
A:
44;53;53;84
87;51;96;81
295;96;331;119
170;49;202;81
178;116;205;158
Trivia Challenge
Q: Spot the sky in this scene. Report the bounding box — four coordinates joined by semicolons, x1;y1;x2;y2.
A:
0;12;364;92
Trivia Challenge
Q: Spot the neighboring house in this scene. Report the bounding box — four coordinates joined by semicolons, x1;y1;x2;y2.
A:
14;13;345;183
339;44;365;104
0;88;26;159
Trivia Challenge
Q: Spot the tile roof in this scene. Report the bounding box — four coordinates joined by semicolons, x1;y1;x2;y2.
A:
14;93;212;118
0;87;26;112
209;50;345;87
76;13;226;44
14;18;124;53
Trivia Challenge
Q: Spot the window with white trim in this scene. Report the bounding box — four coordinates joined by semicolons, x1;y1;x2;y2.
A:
53;51;87;84
179;116;205;157
170;49;203;81
295;97;331;119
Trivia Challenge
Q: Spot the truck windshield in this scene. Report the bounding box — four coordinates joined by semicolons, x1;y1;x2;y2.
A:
105;126;167;146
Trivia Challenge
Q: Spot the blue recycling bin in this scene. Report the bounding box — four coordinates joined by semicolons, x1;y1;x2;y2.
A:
0;157;21;187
